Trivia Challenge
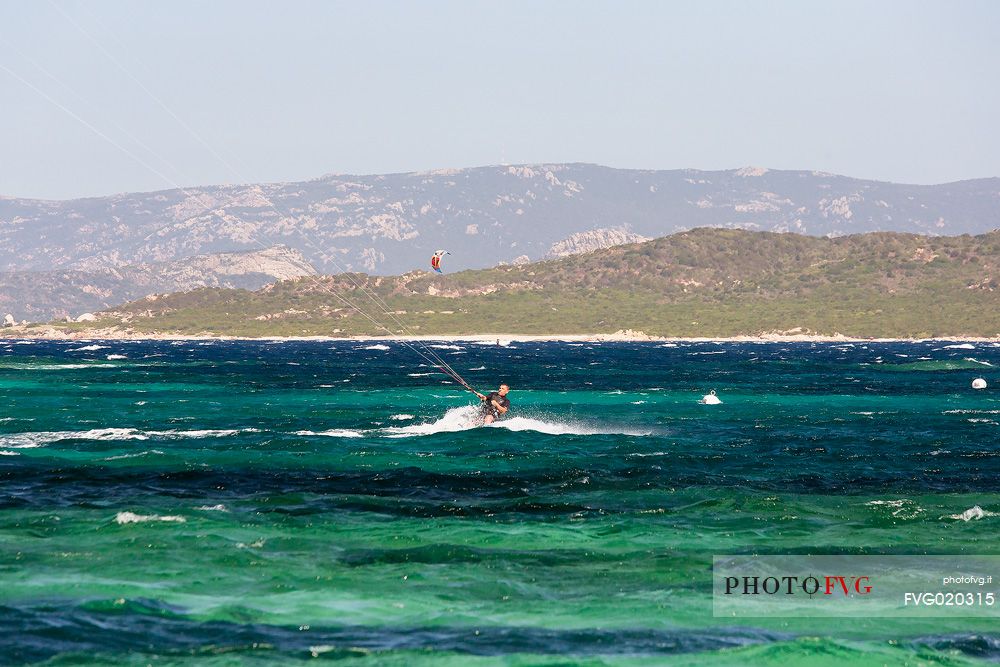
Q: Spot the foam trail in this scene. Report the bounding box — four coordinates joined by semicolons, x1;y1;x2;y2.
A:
489;416;652;436
383;406;481;436
383;406;652;437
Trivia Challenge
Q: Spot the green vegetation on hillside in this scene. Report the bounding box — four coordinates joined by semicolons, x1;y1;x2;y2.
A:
48;229;1000;338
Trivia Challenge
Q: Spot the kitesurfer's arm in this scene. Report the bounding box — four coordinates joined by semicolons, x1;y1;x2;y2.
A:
491;399;508;414
475;392;487;402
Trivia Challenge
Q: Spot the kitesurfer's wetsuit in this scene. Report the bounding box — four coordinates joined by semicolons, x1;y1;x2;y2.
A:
480;392;510;421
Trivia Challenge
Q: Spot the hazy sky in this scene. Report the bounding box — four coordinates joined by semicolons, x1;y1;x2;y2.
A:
1;0;998;199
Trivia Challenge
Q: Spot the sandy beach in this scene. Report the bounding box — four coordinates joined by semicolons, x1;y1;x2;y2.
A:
3;325;998;344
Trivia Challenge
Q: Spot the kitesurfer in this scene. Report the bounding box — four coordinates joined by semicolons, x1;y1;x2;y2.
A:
475;383;511;424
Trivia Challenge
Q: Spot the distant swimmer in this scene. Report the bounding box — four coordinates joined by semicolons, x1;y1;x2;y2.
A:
699;389;722;405
475;383;511;424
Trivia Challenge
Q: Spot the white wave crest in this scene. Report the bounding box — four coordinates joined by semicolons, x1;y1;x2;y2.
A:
0;427;244;449
106;354;127;360
390;414;415;421
115;511;186;524
70;344;107;351
294;429;364;438
473;340;512;347
942;343;976;350
942;505;999;521
103;449;165;461
0;428;148;449
363;344;390;351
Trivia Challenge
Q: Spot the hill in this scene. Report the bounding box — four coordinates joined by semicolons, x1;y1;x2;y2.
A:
41;228;1000;339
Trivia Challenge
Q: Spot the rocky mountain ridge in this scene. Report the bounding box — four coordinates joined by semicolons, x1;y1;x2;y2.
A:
0;246;314;321
2;163;997;319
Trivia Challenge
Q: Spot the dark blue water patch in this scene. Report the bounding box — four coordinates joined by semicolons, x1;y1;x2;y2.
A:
4;463;1000;520
0;600;789;664
2;339;997;394
907;633;1000;659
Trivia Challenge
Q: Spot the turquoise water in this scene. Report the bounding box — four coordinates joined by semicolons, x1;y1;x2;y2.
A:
1;338;998;665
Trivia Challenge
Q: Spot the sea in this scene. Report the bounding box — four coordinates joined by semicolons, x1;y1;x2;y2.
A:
1;338;998;666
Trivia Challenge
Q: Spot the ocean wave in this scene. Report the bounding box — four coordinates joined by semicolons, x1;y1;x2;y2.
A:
864;498;924;519
881;359;992;372
941;505;999;521
106;354;127;360
102;449;165;461
147;429;240;438
390;414;415;421
429;344;463;350
237;539;266;549
363;344;390;351
1;363;118;370
0;427;245;449
69;344;107;351
0;428;149;448
294;429;364;438
114;511;186;524
194;504;228;512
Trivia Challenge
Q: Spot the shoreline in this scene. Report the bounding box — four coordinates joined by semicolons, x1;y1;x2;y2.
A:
2;327;999;344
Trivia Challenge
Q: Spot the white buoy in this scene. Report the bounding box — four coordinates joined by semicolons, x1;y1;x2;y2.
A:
972;378;987;390
700;389;722;405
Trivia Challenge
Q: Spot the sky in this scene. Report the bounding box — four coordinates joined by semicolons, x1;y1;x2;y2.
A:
1;0;998;199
